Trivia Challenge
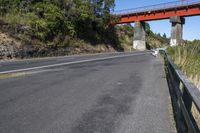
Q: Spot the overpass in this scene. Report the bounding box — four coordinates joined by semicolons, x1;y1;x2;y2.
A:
112;0;200;50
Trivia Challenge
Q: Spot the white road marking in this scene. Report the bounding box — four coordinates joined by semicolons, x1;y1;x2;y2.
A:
0;51;125;63
0;52;149;74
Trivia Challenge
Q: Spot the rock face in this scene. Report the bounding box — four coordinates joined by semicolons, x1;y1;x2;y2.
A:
0;44;14;59
0;29;115;60
0;19;116;60
0;30;21;59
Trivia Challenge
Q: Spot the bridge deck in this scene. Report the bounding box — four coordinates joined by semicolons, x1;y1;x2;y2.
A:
112;0;200;24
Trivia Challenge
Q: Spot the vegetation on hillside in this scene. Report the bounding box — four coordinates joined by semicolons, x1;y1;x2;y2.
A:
116;23;169;51
0;0;169;58
115;24;133;50
0;0;121;48
146;32;169;48
167;40;200;89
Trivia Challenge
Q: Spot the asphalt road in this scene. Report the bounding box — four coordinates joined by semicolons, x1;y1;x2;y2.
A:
0;52;173;133
0;51;147;73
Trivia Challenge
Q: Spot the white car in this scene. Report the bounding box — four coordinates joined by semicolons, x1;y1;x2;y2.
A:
151;49;159;57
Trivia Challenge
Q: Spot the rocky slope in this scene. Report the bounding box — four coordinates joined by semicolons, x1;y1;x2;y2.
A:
0;19;169;60
0;30;22;59
0;19;116;60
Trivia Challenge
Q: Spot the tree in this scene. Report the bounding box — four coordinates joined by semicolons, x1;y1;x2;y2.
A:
0;0;12;15
104;0;115;13
145;22;151;33
1;0;118;47
163;33;167;38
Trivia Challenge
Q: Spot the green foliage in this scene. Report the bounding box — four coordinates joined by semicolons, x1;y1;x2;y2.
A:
146;31;169;48
32;2;66;41
0;0;11;15
116;24;133;48
0;0;117;48
145;22;151;33
115;23;169;50
163;33;167;38
167;42;200;77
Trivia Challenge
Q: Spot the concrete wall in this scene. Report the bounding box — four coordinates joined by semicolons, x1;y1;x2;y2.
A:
132;16;185;50
133;21;146;50
170;16;185;46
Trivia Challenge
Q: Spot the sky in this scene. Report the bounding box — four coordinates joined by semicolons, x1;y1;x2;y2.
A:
114;0;200;41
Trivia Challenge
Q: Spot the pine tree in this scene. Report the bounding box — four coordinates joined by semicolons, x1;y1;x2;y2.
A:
163;33;167;38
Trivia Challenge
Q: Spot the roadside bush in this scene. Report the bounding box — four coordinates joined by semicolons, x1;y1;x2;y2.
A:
167;43;200;89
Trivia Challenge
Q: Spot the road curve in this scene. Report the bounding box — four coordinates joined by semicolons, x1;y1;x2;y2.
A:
0;52;174;133
0;51;149;73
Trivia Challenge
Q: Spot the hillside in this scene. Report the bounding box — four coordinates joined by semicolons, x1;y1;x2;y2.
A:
116;24;169;51
0;0;169;59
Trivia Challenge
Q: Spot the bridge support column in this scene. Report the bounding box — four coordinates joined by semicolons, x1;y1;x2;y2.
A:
133;21;146;50
170;16;185;46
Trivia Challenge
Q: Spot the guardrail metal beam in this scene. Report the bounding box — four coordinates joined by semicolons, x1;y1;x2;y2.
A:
161;50;200;133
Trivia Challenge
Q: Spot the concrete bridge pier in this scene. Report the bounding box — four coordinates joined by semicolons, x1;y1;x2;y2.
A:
133;21;146;50
170;16;185;46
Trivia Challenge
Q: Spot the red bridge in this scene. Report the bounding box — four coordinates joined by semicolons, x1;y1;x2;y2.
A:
112;0;200;24
111;0;200;50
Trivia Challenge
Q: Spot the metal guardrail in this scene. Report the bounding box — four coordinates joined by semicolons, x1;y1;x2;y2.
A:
161;50;200;133
112;0;200;15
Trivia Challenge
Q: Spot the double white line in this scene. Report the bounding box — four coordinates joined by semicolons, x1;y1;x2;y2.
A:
0;52;149;74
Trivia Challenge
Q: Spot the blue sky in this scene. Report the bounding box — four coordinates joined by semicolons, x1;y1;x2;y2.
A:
114;0;200;41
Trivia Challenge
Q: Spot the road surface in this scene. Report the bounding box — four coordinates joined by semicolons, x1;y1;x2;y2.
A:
0;52;174;133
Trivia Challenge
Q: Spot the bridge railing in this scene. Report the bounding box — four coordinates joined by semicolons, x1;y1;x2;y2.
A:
112;0;200;15
161;50;200;132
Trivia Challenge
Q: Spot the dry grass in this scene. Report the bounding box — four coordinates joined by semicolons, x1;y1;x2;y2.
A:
0;30;22;47
0;73;27;79
191;103;200;128
167;44;200;128
168;44;200;91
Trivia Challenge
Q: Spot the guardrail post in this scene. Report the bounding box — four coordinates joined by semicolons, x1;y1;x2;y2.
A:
177;85;187;132
172;67;187;132
161;50;200;133
182;87;192;115
182;86;196;132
